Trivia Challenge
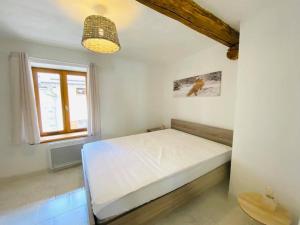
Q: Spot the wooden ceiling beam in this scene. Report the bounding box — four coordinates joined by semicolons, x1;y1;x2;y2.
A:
136;0;240;60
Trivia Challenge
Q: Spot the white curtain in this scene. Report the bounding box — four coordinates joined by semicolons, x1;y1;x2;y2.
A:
9;52;40;145
87;63;101;137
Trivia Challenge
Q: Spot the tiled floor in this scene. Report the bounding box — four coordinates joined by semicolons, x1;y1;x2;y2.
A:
0;166;86;225
0;166;258;225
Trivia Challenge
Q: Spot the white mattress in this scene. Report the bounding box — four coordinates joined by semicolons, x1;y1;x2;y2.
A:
82;129;231;221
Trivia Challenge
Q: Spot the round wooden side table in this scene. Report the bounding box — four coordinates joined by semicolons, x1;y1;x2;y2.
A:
238;192;292;225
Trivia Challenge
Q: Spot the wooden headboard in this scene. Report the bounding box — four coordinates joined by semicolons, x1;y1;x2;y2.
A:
171;119;233;146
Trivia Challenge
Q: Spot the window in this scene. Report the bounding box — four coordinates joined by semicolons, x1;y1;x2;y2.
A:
32;67;88;140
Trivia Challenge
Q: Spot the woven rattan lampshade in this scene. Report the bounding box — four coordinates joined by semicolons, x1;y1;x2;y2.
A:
82;15;120;53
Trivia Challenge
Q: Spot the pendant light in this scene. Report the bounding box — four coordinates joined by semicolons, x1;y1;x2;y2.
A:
82;15;120;53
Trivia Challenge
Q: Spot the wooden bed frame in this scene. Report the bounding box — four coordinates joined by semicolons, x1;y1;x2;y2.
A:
82;119;233;225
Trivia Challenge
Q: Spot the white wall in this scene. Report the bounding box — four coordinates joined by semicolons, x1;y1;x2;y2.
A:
0;39;238;178
230;0;300;221
161;45;238;129
0;39;162;178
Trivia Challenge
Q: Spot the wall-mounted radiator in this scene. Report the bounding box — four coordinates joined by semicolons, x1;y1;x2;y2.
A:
48;142;84;170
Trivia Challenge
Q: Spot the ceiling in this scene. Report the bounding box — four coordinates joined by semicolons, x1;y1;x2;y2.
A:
0;0;271;63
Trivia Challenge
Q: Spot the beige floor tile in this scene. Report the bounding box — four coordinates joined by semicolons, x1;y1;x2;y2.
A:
37;219;54;225
37;193;73;222
0;203;39;225
53;205;88;225
70;188;87;209
0;166;84;225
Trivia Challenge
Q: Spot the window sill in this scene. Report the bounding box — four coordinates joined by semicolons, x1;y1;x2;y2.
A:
40;131;88;143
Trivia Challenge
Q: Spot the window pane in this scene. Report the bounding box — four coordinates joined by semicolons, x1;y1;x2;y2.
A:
37;73;64;133
67;75;88;130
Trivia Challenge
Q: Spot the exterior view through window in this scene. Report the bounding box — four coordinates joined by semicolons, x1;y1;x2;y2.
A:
32;67;88;136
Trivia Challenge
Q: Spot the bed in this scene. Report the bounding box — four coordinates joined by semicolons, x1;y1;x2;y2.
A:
82;119;233;225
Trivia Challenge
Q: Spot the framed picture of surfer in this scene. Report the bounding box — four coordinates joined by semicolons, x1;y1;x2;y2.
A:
173;71;222;97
